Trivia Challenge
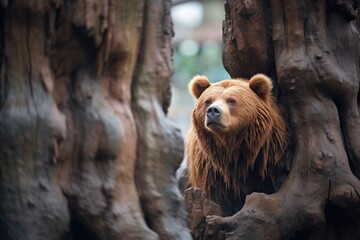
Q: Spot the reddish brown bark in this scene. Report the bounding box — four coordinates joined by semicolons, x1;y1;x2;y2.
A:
0;1;190;239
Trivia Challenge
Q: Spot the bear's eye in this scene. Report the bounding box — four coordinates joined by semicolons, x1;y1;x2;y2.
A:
205;100;211;107
227;99;236;106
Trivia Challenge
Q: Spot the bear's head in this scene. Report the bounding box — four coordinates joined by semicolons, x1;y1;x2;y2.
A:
189;74;273;135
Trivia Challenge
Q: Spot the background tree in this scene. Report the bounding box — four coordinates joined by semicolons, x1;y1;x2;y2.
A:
186;0;360;239
0;1;191;239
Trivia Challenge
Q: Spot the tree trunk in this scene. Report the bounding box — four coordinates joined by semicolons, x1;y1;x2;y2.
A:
194;0;360;239
0;1;191;240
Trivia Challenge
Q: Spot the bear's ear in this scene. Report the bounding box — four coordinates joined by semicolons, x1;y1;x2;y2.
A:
249;74;273;101
189;75;211;99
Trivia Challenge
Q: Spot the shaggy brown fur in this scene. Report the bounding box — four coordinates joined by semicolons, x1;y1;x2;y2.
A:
186;74;287;215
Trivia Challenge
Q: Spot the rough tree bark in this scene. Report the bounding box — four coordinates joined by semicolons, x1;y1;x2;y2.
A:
185;0;360;239
0;1;191;240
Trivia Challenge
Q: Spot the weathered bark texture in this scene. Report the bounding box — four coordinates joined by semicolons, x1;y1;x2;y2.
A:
185;0;360;239
0;1;191;240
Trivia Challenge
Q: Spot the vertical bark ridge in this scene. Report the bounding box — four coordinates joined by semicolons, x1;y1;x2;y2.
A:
132;0;191;239
0;2;68;239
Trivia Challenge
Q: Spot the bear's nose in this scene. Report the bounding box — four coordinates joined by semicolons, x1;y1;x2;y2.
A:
206;106;222;118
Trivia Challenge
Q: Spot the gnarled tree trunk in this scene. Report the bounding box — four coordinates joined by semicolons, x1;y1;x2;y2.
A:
0;1;191;239
190;0;360;239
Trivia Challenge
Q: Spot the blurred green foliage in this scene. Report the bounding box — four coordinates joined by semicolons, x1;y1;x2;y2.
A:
172;41;230;89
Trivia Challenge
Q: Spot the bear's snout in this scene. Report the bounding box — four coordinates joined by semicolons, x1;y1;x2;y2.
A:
206;106;222;119
206;105;227;131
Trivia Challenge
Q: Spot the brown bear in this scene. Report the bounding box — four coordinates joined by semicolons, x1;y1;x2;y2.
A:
186;73;288;215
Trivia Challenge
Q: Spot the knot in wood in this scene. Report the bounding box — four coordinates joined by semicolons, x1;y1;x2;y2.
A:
317;151;324;159
313;151;326;172
326;132;335;143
